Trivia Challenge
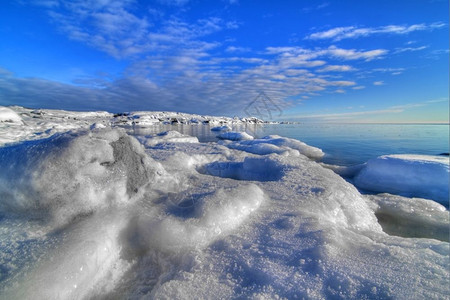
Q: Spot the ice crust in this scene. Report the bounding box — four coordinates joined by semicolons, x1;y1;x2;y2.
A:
354;154;449;206
0;107;448;299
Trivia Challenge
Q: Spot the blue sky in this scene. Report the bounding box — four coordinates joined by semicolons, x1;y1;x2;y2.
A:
0;0;448;122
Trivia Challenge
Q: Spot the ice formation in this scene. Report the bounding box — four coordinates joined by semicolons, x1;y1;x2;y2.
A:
0;106;448;299
354;154;449;206
217;131;254;141
0;107;23;124
221;135;324;159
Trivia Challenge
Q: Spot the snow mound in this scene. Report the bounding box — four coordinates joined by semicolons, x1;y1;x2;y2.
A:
127;184;265;252
222;135;324;159
217;131;254;141
211;125;231;131
138;130;199;147
354;154;449;206
0;128;166;227
0;106;23;124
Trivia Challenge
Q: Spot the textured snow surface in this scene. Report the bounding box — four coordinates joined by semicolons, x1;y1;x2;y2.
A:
0;107;448;299
354;154;449;206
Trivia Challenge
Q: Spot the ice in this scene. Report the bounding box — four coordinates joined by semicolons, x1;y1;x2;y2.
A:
221;135;324;159
0;107;23;124
217;131;254;141
365;193;449;242
354;154;449;206
211;125;231;131
0;108;448;299
203;155;286;181
137;130;199;147
0;128;166;228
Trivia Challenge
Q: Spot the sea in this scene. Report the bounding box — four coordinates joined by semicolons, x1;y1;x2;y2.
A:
131;123;450;166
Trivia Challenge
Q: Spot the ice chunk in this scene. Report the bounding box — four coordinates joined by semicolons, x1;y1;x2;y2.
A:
222;135;324;159
217;131;254;141
138;130;199;147
0;128;166;227
0;106;23;124
354;154;449;205
211;125;231;132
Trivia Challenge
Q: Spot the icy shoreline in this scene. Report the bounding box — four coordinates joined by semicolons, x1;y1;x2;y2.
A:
0;106;449;299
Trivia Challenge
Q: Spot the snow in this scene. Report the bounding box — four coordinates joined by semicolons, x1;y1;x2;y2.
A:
0;106;448;299
217;131;254;141
354;154;449;206
0;107;23;124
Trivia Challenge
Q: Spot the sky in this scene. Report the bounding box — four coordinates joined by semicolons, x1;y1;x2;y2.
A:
0;0;448;123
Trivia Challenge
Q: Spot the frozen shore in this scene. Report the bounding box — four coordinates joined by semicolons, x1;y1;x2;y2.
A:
0;106;448;299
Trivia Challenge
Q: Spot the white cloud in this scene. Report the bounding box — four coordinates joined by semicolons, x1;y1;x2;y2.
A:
307;22;447;41
373;81;384;86
394;46;428;53
225;46;251;53
352;86;365;90
326;46;387;61
317;65;356;72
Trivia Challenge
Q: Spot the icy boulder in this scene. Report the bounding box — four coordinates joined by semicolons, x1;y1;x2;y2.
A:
223;135;324;159
0;128;166;227
354;154;449;206
0;106;23;124
217;131;254;141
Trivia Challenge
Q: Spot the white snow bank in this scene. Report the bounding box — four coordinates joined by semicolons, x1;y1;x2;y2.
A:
366;193;449;242
138;130;199;147
354;154;449;205
0;128;166;228
0;106;23;124
217;131;254;141
222;135;324;159
211;125;231;131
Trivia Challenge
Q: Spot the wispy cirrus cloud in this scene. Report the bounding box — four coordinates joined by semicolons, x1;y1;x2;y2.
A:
306;22;446;41
317;65;356;72
10;1;395;115
35;0;228;58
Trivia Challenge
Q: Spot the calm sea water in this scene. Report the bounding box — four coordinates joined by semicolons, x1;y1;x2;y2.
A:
131;123;449;166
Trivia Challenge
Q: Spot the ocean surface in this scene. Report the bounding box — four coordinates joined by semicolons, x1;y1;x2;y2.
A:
132;123;450;166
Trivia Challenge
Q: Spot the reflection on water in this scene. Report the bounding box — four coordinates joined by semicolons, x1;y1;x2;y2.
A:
122;123;449;166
